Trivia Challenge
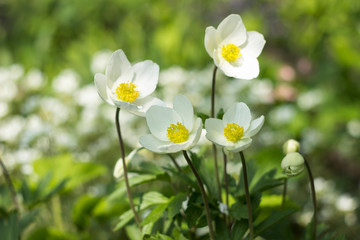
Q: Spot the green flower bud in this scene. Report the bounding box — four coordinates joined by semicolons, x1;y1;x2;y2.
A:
282;139;300;154
281;152;304;176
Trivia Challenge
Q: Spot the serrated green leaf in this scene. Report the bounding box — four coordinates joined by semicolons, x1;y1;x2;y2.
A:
251;169;284;194
254;209;296;236
229;202;248;220
230;219;248;240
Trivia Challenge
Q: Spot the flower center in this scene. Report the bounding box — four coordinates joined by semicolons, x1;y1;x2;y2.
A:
224;123;244;143
115;82;139;103
167;122;189;144
221;44;241;62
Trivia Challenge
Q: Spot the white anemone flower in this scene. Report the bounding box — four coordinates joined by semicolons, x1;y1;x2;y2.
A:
204;14;266;80
205;102;264;152
94;49;164;116
139;95;202;153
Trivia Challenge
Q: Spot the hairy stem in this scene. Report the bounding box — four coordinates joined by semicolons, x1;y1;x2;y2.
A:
115;108;141;227
240;151;254;240
304;158;317;240
183;151;215;240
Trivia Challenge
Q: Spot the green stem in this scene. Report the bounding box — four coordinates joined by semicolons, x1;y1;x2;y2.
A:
0;156;20;214
182;151;215;240
210;66;222;203
115;108;141;228
282;178;287;209
304;158;317;240
167;154;182;172
239;151;254;240
222;150;229;212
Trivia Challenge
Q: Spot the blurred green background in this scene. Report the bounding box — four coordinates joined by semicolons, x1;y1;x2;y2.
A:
1;0;360;239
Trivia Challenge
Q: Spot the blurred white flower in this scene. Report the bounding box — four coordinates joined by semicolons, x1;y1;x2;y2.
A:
347;119;360;138
9;64;24;81
297;89;325;111
52;69;80;94
219;202;229;216
0;116;25;142
336;194;358;213
205;14;265;79
91;49;113;74
94;49;164;116
41;97;71;125
140;95;202;153
268;105;296;125
23;68;46;91
75;84;101;107
248;79;274;104
205;102;264;152
0;81;18;102
0;102;9;118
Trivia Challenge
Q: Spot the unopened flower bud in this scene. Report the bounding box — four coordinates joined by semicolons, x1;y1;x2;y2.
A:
113;148;142;178
281;152;304;176
282;139;300;154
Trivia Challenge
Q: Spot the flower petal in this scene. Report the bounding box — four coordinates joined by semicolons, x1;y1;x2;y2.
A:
129;96;166;117
111;96;140;111
204;26;217;57
244;115;264;138
240;31;266;59
139;134;166;154
184;117;203;150
218;55;260;80
225;138;252;152
105;49;134;88
132;60;159;98
146;106;182;141
173;95;193;130
205;118;232;147
216;14;247;46
158;141;188;153
94;73;113;105
223;102;252;130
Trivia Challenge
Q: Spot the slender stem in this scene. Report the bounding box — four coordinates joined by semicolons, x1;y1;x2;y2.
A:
115;108;141;227
304;158;317;240
212;144;222;202
182;151;215;240
167;154;182;172
282;178;287;209
239;151;254;240
0;156;20;214
211;66;218;118
222;150;229;210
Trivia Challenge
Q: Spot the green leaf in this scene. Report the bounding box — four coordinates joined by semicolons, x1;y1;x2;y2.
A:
141;203;169;226
196;112;209;127
251;169;284;194
168;193;187;219
214;216;230;240
185;203;203;228
216;108;225;119
230;219;248;240
229;202;248;220
19;209;39;232
254;209;296;236
125;225;142;240
72;195;101;230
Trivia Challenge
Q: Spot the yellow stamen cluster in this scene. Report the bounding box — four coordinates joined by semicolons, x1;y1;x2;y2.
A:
224;123;244;143
221;44;241;62
167;122;189;144
115;82;139;103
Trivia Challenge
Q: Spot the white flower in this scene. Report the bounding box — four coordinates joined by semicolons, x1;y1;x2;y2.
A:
282;139;300;154
94;49;164;116
205;102;264;152
139;95;202;153
204;14;265;80
281;152;305;176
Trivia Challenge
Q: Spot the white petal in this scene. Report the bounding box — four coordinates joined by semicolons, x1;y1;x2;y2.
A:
219;56;260;80
113;156;131;178
244;115;264;138
139;134;166;154
204;26;217;57
132;60;159;98
223;102;251;130
225;138;252;152
146;106;182;141
94;73;113;105
205;118;232;147
184;118;203;150
240;31;266;59
173;95;193;130
105;49;134;88
216;14;247;46
111;97;140;112
158;142;188;153
129;96;166;117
